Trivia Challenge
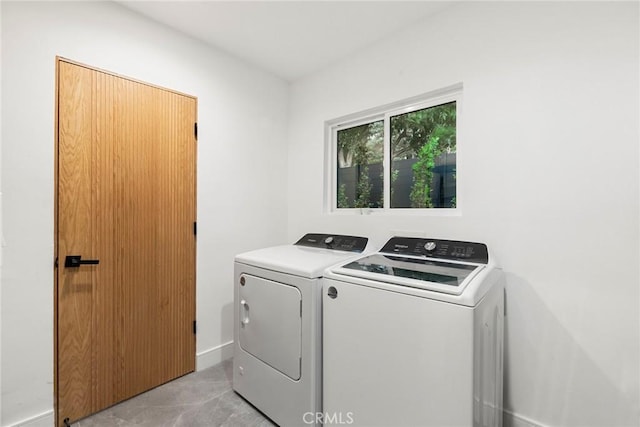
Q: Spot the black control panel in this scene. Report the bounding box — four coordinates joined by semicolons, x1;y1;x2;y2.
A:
380;237;489;264
294;233;368;253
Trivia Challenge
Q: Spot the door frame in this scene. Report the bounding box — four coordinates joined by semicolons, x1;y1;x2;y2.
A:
53;56;198;425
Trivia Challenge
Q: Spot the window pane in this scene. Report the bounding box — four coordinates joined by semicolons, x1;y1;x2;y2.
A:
336;120;383;208
390;102;456;208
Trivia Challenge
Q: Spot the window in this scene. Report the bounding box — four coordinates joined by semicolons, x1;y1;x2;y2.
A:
336;120;384;208
328;85;461;212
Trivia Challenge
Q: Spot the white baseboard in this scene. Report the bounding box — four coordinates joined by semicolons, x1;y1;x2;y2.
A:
196;340;233;371
6;410;54;427
504;409;547;427
3;344;233;427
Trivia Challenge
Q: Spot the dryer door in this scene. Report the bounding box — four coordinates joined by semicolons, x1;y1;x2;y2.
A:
239;274;302;380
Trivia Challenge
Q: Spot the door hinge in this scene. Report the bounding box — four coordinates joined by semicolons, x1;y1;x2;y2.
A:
193;221;197;236
54;256;58;268
193;320;197;335
194;122;198;140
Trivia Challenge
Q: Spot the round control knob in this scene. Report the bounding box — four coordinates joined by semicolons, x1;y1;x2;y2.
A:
324;236;334;245
424;241;436;251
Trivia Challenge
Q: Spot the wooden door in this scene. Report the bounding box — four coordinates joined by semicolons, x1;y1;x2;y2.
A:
55;58;197;426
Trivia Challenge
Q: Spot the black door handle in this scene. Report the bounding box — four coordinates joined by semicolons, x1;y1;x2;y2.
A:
64;255;100;268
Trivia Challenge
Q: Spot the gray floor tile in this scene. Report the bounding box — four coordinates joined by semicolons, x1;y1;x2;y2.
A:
74;359;276;427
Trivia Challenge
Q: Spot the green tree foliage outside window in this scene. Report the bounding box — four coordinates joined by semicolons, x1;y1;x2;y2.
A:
335;100;457;210
336;121;383;208
391;102;456;208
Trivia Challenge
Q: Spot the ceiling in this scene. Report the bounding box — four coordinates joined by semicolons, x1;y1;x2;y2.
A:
116;1;455;81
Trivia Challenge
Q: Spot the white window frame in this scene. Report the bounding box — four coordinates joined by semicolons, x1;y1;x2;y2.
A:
324;83;463;215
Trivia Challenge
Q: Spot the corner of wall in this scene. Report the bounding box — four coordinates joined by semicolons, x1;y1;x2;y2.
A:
195;341;233;372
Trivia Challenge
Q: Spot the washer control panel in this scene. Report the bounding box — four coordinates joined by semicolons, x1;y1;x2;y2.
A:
381;237;489;264
295;233;368;253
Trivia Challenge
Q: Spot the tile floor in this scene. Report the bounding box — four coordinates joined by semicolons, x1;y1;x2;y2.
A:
74;359;275;427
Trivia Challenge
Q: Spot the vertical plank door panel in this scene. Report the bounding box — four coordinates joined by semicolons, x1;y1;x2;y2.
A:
57;60;94;426
56;59;196;426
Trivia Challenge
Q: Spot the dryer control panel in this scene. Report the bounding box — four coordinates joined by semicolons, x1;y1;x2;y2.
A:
295;233;368;253
381;237;489;264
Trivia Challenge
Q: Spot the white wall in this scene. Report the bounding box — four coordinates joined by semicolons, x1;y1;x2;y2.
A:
0;0;3;421
0;1;288;425
288;2;639;426
3;1;639;426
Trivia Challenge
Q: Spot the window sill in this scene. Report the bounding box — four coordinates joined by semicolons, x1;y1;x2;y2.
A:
327;208;461;217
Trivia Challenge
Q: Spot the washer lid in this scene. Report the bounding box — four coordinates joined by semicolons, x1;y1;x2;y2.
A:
235;244;369;279
332;253;485;296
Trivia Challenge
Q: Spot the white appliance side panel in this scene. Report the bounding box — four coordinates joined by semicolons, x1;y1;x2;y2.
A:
239;274;302;380
473;274;505;427
323;278;474;427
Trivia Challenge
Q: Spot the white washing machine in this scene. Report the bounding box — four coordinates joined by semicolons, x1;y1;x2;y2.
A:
233;233;370;427
322;237;505;427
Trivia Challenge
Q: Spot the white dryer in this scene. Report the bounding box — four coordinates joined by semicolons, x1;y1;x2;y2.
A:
322;237;505;427
233;233;370;427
